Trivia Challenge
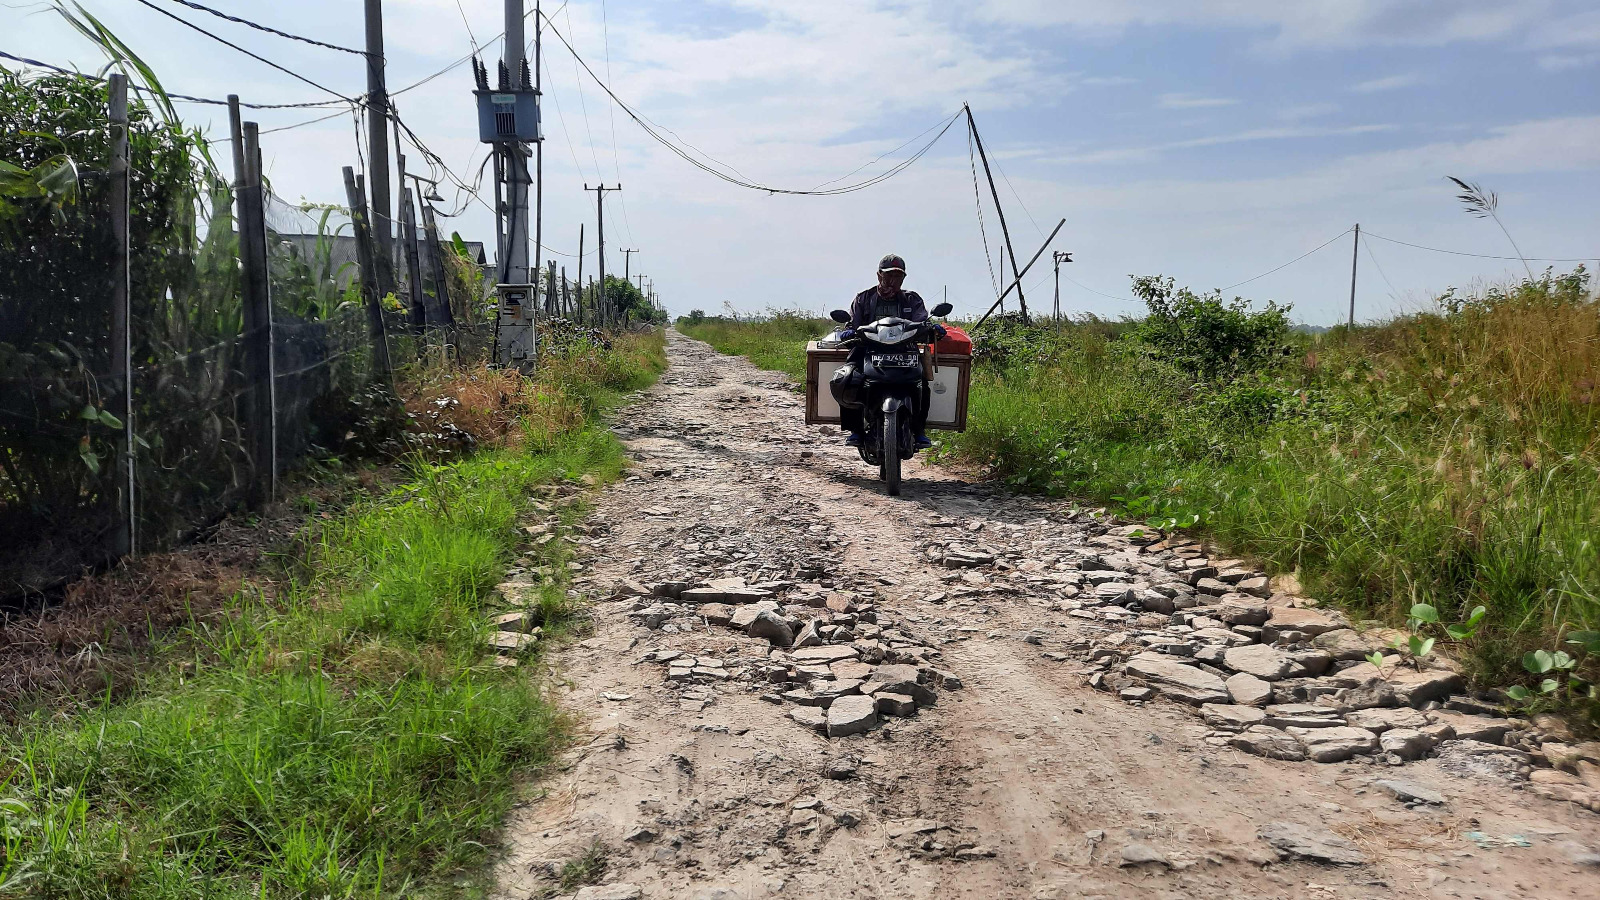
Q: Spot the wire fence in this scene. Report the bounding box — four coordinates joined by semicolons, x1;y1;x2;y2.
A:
0;76;491;601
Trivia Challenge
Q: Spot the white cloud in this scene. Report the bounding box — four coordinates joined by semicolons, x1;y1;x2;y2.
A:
1158;92;1239;109
1352;73;1422;92
1045;124;1396;165
973;1;1573;51
1538;52;1600;69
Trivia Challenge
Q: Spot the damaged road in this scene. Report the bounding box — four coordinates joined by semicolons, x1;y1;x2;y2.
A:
492;330;1600;899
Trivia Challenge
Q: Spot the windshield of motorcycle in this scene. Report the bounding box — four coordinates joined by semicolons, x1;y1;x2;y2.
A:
862;318;920;346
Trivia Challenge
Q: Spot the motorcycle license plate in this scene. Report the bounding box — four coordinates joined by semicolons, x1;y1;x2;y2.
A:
872;352;919;368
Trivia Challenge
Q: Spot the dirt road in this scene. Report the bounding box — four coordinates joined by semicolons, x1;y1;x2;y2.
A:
491;330;1600;899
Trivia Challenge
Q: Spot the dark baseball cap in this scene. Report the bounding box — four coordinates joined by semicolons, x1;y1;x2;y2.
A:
878;253;907;273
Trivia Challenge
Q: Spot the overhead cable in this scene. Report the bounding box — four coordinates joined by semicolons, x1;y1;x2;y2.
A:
153;0;367;56
1363;230;1594;263
129;0;357;102
539;11;961;196
0;48;345;108
1218;228;1353;291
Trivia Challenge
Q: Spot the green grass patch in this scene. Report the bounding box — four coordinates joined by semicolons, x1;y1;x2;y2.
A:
678;311;830;381
0;333;666;897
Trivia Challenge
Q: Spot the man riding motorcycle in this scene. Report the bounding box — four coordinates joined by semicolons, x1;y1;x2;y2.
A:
840;253;943;449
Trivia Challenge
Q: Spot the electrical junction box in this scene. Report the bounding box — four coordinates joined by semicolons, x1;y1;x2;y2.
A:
475;89;541;143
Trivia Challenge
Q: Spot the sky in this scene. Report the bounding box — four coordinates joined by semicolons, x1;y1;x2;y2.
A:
4;0;1598;323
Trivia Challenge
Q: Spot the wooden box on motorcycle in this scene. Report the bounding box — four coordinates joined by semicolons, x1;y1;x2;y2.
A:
804;325;972;431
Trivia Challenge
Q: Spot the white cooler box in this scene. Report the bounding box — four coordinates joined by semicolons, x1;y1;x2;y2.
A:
803;342;971;431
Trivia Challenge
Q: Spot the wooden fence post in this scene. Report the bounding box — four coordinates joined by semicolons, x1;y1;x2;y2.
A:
342;166;392;380
233;114;276;503
108;74;134;557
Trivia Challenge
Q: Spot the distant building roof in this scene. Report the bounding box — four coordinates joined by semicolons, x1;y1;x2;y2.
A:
270;233;491;288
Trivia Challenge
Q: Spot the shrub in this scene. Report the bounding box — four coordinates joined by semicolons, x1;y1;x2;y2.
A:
1130;275;1292;379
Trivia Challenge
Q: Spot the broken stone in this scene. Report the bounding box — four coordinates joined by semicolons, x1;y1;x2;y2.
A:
623;825;658;843
1379;727;1436;761
788;707;827;732
1373;778;1445;805
1216;599;1270;626
1226;672;1273;707
1344;707;1429;732
1224;644;1296;681
1425;711;1513;745
1311;628;1387;661
1228;726;1307;761
1257;822;1366;865
491;611;533;633
697;602;735;626
825;756;859;780
729;601;780;629
1264;704;1346;729
826;694;878;738
490;631;538;653
1119;686;1156;702
1118;843;1170;868
748;610;795;647
791;619;823;649
1236;575;1271;598
1288;726;1379;762
875;692;918;717
1125;652;1229;705
1202;704;1268;731
1262;606;1342;642
791;645;861;665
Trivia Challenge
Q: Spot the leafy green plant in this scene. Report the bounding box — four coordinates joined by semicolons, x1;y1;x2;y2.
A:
1130;275;1291;379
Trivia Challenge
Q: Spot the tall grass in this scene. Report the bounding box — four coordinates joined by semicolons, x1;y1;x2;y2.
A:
946;272;1598;685
678;311;831;381
0;332;666;897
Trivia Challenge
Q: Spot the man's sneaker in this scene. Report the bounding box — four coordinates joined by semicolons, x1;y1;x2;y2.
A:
844;433;863;447
914;434;934;449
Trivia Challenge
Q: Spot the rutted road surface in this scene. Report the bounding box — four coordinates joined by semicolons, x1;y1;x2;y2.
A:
492;330;1600;899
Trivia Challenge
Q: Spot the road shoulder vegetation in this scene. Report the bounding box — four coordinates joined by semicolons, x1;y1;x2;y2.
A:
679;273;1599;726
0;332;665;897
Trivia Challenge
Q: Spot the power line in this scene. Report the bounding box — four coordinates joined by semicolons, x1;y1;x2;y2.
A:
1218;227;1353;292
968;126;1000;296
129;0;356;102
598;0;633;244
1362;231;1401;299
538;10;961;196
1363;230;1594;263
152;0;366;56
1061;273;1141;305
0;49;345;108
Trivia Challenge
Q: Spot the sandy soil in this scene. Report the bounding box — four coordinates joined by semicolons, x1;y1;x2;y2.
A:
491;330;1600;900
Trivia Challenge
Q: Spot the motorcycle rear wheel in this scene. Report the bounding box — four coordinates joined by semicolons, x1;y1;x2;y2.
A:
881;406;902;496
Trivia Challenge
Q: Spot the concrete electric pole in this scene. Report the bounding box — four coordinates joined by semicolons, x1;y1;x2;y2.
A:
364;0;396;298
585;184;621;323
480;0;541;367
619;247;639;281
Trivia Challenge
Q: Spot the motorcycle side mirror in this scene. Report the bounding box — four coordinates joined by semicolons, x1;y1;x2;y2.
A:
829;309;851;323
931;302;953;317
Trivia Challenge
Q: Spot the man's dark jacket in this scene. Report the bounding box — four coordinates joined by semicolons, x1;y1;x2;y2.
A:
848;287;929;328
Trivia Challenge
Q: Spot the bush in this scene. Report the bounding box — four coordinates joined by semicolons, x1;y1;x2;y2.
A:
1130;275;1292;379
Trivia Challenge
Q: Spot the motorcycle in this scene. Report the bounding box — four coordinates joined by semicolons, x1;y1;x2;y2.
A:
825;301;954;495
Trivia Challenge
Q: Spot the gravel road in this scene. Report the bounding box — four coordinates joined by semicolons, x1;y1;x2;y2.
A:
491;330;1600;900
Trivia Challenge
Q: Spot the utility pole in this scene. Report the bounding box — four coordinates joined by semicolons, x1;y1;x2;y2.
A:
364;0;396;298
533;0;542;285
503;0;530;286
635;273;645;293
1052;250;1072;320
585;184;620;325
1348;223;1360;333
965;105;1029;322
619;247;639;281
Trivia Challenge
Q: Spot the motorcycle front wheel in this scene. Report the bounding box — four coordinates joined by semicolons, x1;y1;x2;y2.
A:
880;406;902;496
